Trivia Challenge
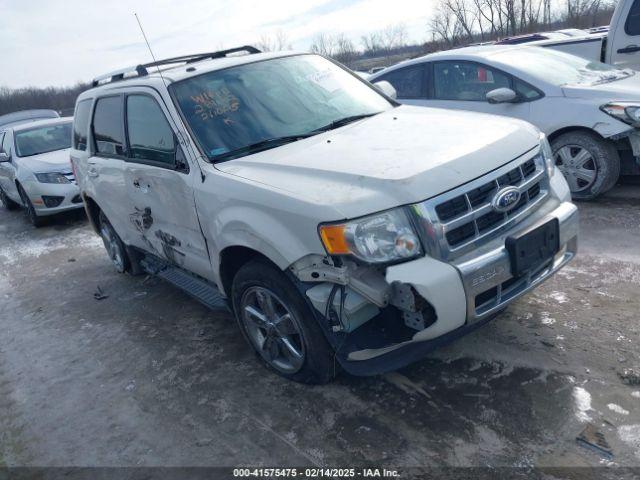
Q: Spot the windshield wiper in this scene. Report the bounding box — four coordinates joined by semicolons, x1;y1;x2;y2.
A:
311;113;378;133
213;133;316;162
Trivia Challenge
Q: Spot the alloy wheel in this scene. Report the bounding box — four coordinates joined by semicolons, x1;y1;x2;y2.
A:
239;286;305;374
100;223;125;272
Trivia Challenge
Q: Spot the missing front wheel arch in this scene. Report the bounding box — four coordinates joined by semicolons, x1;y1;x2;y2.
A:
390;283;437;331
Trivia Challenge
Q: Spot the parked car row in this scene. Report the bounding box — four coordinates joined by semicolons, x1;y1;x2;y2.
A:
369;44;640;200
501;0;640;71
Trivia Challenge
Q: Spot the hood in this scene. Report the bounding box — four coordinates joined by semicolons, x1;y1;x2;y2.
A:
216;106;540;219
562;73;640;101
18;148;72;173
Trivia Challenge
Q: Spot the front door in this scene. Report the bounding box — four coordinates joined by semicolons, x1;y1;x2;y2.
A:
122;90;211;279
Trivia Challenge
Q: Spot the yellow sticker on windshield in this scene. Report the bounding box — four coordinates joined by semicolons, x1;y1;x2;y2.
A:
191;87;240;120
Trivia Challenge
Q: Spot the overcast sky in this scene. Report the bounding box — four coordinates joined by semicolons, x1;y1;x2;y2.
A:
0;0;436;89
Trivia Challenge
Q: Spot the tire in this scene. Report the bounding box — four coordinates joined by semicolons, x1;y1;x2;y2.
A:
231;259;336;384
98;211;130;274
551;131;620;201
17;184;46;227
0;186;20;211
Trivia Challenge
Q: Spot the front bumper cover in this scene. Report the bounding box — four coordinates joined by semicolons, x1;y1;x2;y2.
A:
334;200;578;376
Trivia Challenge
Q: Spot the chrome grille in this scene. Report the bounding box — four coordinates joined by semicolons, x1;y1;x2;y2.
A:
412;152;549;260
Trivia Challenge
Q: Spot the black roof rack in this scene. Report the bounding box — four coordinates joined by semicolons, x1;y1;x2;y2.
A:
92;45;261;87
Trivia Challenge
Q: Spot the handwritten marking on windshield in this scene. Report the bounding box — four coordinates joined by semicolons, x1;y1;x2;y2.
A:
191;87;240;120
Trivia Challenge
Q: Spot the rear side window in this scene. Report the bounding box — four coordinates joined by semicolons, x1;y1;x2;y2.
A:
626;0;640;35
93;96;125;156
433;61;511;101
73;99;92;151
376;66;426;99
126;95;175;165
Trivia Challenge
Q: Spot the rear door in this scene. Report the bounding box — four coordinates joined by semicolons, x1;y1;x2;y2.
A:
426;61;533;121
122;89;211;279
88;95;131;242
609;0;640;70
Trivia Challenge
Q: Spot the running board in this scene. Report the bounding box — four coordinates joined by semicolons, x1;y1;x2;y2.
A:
140;255;229;311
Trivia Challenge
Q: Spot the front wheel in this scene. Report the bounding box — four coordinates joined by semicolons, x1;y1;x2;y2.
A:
231;259;336;384
551;131;620;201
0;186;20;211
17;184;46;227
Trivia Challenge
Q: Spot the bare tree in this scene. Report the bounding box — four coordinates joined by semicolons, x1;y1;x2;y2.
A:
310;32;337;57
256;30;291;52
430;0;615;45
381;23;409;52
430;3;465;47
334;34;358;66
0;83;90;116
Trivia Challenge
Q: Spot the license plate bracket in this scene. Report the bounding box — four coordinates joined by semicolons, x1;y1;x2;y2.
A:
506;218;559;277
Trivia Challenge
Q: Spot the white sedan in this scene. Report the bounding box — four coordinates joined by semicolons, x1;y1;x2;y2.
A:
370;45;640;199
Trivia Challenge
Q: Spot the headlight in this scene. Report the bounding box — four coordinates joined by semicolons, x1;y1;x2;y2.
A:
35;172;70;184
539;133;555;178
600;102;640;126
319;208;423;264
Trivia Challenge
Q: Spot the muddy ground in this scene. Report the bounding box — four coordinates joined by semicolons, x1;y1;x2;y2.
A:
0;185;639;475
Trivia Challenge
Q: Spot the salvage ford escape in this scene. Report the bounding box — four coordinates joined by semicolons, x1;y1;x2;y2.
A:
72;47;578;383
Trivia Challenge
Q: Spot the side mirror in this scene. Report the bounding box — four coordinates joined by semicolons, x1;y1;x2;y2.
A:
174;144;189;173
0;152;9;163
373;81;397;100
486;88;518;104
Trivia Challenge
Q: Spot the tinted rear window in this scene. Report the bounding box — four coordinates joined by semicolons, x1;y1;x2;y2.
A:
626;0;640;35
93;96;125;156
73;99;92;151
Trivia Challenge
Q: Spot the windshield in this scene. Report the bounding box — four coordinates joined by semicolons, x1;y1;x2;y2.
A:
493;48;634;86
15;122;72;157
170;54;393;161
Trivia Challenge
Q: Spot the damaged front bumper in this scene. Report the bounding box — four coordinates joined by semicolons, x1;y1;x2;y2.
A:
311;199;578;376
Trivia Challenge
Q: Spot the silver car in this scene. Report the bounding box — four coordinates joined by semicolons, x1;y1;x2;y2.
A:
0;117;83;226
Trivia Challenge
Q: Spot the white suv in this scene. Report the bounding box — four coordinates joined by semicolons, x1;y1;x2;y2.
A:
72;47;578;383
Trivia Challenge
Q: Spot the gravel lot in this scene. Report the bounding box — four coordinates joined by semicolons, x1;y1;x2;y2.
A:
0;185;639;474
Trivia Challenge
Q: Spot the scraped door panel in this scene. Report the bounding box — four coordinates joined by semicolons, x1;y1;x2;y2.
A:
122;92;211;280
124;163;211;279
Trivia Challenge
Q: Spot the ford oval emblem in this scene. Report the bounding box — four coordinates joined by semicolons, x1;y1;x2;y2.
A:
492;186;521;213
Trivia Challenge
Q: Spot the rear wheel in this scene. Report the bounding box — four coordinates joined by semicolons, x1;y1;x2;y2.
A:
0;186;20;211
231;259;336;384
551;131;620;200
17;184;45;227
99;211;129;273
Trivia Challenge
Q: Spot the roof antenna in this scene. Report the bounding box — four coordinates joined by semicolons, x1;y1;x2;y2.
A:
134;13;168;87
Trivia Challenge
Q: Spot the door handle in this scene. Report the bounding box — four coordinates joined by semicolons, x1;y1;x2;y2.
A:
133;179;140;188
87;167;99;178
617;45;640;54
